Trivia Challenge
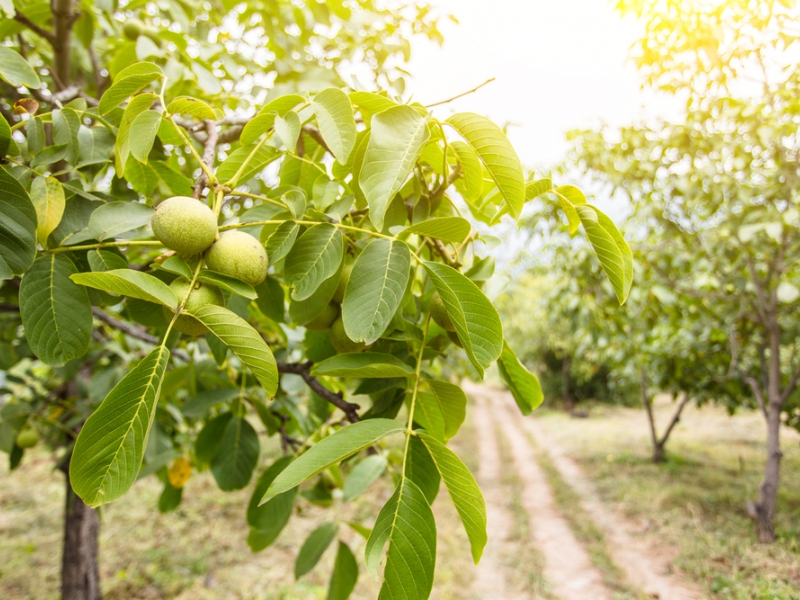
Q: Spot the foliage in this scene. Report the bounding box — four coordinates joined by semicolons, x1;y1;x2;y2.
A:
0;1;632;595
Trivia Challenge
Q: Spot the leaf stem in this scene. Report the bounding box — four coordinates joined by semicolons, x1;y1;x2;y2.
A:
225;189;290;211
163;259;204;339
44;240;164;254
170;116;217;185
401;314;431;470
225;136;268;188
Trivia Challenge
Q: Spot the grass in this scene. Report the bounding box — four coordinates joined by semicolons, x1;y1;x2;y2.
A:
0;415;474;600
532;397;800;600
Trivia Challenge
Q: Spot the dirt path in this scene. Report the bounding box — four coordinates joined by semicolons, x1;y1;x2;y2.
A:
469;383;612;600
470;393;530;600
522;417;706;600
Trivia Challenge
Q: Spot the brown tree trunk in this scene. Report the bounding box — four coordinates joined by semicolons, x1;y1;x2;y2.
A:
59;460;102;600
561;355;572;410
748;327;783;543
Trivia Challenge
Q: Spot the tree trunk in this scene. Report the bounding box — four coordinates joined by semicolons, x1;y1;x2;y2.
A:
60;460;102;600
748;327;784;543
561;355;572;410
640;369;665;463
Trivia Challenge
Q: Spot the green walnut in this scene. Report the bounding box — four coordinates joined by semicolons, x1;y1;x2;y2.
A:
151;196;218;256
330;317;366;354
430;292;456;332
162;279;224;336
333;263;353;304
205;231;268;286
305;302;338;332
16;427;39;449
122;18;144;41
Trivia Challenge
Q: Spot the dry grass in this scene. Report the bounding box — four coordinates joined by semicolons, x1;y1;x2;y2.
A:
533;398;800;600
0;421;475;600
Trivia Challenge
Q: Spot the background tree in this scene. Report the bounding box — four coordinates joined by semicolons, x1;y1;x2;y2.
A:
0;3;631;600
568;0;800;542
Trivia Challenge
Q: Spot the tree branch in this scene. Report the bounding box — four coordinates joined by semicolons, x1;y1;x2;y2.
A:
301;124;331;155
658;392;692;446
91;307;190;362
192;119;218;199
14;11;56;44
780;362;800;404
744;375;768;418
51;0;75;87
276;360;361;423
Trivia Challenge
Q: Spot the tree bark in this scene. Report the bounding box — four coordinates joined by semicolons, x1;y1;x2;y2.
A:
561;355;572;410
59;459;102;600
51;0;74;87
748;327;783;543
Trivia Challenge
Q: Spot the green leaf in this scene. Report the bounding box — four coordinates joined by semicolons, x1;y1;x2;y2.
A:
274;110;301;150
348;91;398;114
295;522;339;579
188;305;279;397
575;205;634;304
216;143;280;186
157;255;193;279
195;412;232;463
26;117;45;157
20;255;92;366
450;140;483;202
423;262;503;378
88;249;128;272
342;454;387;501
405;435;440;504
197;270;257;299
364;478;436;599
247;457;297;551
124;159;159;195
52;108;81;165
417;432;486;563
266;220;300;264
151;161;194;196
0;167;37;278
327;542;359;600
342;238;411;344
0;115;9;159
554;184;585;234
402;217;471;244
129;110;162;164
99;62;163;115
240;113;277;146
115;92;156;172
182;388;239;418
446;112;525;218
167;96;216;121
87;201;153;240
285;223;344;301
261;419;404;504
31;176;65;247
210;416;260;491
0;46;40;87
255;276;286;323
497;341;543;415
526;178;553;200
424;380;466;440
312;88;357;163
71;269;179;308
70;346;170;507
311;352;414;378
359;105;430;231
414;393;446;441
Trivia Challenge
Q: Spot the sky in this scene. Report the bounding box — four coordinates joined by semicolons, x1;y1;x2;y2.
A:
406;0;682;173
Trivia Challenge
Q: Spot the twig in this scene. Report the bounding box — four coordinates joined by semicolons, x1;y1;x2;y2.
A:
14;11;56;44
277;360;361;423
91;307;190;362
425;77;496;108
192;119;218;199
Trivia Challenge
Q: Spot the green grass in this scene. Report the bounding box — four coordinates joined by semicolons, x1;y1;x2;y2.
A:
533;399;800;600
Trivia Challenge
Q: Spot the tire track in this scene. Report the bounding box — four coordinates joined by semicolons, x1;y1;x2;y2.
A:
469;384;612;600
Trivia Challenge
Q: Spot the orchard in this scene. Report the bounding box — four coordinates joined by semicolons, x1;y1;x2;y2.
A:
2;1;800;599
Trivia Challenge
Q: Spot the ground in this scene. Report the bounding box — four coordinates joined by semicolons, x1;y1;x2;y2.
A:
1;388;799;599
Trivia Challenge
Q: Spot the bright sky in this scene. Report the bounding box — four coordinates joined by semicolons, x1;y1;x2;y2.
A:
407;0;682;172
